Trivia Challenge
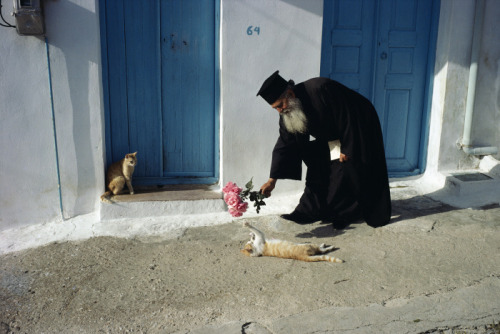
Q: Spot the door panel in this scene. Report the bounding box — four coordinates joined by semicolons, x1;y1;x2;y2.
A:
105;2;130;163
321;0;375;99
101;0;218;185
124;2;162;177
374;0;432;172
161;1;215;177
321;0;437;175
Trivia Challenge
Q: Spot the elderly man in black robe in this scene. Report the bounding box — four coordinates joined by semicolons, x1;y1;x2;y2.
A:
257;71;391;228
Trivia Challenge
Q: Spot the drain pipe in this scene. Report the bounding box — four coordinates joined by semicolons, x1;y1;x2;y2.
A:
45;36;65;220
460;0;498;156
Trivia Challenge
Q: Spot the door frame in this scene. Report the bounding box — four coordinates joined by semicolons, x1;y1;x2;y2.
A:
416;0;440;178
98;0;221;185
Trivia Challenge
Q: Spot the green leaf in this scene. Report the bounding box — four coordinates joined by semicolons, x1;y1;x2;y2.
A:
245;177;254;191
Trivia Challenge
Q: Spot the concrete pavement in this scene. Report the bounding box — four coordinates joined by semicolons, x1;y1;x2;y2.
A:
175;186;500;334
1;184;500;333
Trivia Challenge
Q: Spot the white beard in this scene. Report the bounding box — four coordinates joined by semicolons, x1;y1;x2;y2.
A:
281;97;308;134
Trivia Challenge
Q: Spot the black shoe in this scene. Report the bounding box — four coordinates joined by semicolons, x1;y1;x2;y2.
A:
332;219;350;230
332;213;364;230
280;211;317;224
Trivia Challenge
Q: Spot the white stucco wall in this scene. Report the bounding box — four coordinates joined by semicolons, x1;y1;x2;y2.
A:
426;0;499;175
43;1;104;218
427;0;476;173
220;0;323;194
473;0;500;156
0;31;60;230
1;0;499;233
0;0;104;231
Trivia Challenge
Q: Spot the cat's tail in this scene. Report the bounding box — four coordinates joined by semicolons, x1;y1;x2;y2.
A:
306;255;344;263
100;191;113;204
326;256;343;263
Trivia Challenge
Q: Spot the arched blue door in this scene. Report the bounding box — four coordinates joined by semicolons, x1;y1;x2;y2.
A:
321;0;439;176
100;0;219;185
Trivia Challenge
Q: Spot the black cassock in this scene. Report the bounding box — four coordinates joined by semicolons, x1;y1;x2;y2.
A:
270;77;391;227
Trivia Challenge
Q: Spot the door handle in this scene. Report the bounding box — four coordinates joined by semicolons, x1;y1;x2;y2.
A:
380;52;387;60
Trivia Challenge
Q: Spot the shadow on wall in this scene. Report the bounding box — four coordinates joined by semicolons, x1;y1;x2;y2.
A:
497;59;500;112
280;0;323;16
44;1;99;217
489;163;500;177
436;0;500;161
240;0;321;50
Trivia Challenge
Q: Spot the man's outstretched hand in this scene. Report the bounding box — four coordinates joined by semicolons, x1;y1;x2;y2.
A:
260;178;277;197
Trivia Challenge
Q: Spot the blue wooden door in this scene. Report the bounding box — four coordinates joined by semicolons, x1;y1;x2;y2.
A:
321;0;438;176
100;0;219;185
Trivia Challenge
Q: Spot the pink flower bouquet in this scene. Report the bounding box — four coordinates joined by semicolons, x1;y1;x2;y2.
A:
222;178;267;217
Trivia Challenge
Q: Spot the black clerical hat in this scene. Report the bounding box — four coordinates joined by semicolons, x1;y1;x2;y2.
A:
256;70;288;104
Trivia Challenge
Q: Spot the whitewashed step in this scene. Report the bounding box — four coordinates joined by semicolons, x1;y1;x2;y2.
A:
99;185;225;221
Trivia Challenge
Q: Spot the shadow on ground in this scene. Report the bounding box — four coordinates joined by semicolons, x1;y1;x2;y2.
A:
294;193;500;239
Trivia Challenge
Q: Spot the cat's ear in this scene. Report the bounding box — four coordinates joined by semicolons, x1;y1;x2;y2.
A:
240;249;252;256
240;244;253;257
132;152;137;156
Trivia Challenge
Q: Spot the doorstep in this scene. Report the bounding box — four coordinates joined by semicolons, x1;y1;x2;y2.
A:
110;184;223;202
99;184;226;221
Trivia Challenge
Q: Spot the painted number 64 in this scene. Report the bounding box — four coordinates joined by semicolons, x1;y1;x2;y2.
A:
247;26;260;35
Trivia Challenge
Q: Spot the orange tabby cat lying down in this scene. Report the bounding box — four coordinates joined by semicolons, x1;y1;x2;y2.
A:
241;222;343;263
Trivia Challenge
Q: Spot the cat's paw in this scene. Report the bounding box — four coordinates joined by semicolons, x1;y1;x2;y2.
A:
130;192;134;195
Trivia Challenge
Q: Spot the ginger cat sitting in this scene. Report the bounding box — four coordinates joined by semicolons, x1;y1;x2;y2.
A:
241;222;343;263
100;152;137;203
